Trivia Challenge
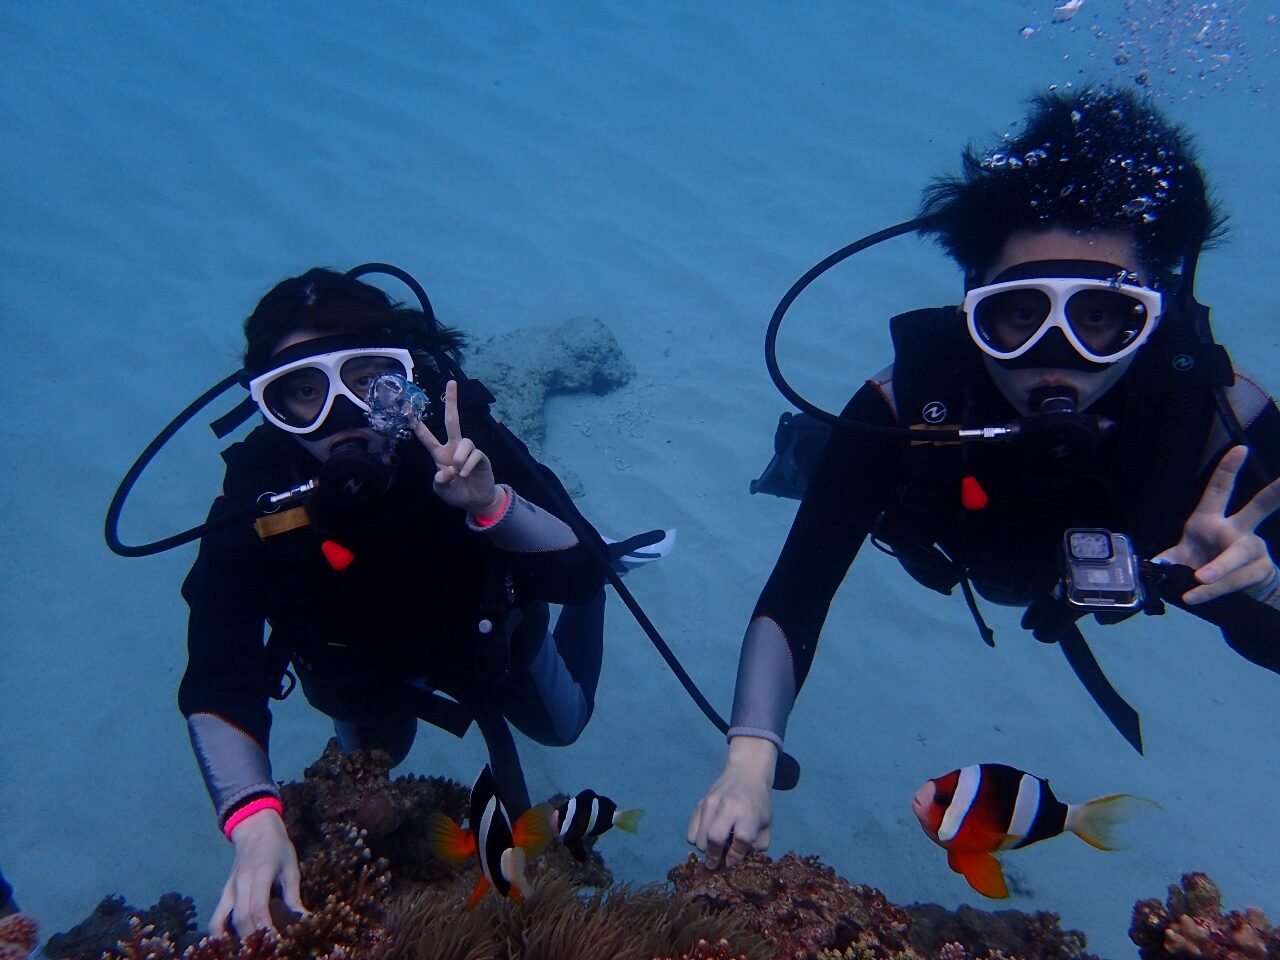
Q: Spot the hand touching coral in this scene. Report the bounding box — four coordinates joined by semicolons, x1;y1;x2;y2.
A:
412;379;504;517
1154;445;1280;604
211;809;307;938
687;736;776;870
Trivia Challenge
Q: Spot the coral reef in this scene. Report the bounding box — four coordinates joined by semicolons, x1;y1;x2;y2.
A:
669;851;1099;960
904;902;1096;960
669;851;917;960
49;743;1279;960
70;825;391;960
1130;872;1278;960
0;913;38;960
43;894;200;958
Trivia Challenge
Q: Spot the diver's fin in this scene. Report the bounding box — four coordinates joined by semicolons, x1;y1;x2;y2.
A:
604;529;676;570
1066;793;1159;851
947;849;1009;899
465;874;491;911
612;808;643;834
426;810;476;864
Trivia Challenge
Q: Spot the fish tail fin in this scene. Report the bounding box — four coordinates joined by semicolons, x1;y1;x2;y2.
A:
426;810;476;864
947;848;1009;899
512;802;555;858
501;847;530;903
465;874;491;911
1066;793;1159;851
612;808;643;834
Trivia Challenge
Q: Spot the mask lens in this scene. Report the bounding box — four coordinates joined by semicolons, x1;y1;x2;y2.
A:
972;288;1052;352
263;366;330;429
1065;289;1148;358
341;354;410;401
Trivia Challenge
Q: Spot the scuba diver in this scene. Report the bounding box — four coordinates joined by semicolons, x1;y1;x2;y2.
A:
688;88;1280;871
175;268;630;937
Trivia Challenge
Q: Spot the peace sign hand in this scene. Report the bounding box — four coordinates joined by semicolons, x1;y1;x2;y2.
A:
412;380;505;517
1153;445;1280;604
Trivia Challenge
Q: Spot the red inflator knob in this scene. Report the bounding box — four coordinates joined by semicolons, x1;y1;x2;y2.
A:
321;540;355;571
961;475;989;511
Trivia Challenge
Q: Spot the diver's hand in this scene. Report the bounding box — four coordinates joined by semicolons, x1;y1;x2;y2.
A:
687;736;776;870
1154;445;1280;604
413;379;502;516
210;810;307;939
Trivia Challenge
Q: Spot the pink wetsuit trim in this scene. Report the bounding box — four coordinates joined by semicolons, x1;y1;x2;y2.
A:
472;489;510;527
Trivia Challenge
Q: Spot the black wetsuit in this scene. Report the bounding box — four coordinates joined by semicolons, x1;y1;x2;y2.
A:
179;407;604;831
728;357;1280;747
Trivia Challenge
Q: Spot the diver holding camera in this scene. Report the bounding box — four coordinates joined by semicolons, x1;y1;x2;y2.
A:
690;89;1280;872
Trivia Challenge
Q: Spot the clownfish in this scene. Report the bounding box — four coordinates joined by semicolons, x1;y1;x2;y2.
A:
427;765;554;909
552;789;643;861
911;763;1153;899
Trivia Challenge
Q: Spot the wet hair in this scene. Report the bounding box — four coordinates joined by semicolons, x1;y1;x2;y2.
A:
242;267;466;376
920;88;1225;286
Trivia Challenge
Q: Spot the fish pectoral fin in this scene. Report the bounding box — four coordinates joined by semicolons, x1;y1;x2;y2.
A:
501;847;531;901
512;802;555;857
426;810;476;864
947;849;1009;899
465;874;491;911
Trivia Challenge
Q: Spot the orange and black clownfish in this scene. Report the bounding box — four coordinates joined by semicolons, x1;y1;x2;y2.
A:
427;765;554;910
911;763;1153;899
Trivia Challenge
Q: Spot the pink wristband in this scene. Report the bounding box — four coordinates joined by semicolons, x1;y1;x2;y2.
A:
473;488;510;527
223;797;283;840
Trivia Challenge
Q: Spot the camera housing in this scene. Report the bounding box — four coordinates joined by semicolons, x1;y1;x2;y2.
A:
1060;528;1144;611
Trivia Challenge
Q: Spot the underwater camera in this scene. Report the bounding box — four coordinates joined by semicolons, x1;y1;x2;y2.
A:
1058;528;1145;612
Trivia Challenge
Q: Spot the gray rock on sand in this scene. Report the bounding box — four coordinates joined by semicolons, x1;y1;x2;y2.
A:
467;317;636;495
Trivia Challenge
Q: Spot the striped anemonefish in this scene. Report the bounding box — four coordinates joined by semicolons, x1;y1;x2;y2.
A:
552;789;643;861
911;763;1153;899
427;765;554;910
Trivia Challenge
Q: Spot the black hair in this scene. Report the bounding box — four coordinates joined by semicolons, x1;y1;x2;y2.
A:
242;268;466;376
920;88;1226;286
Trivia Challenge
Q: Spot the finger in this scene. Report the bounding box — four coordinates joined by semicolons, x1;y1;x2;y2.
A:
281;862;308;917
703;835;727;870
412;416;445;453
1191;536;1266;592
1151;544;1192;566
451;438;476;470
443;379;462;445
1234;474;1280;532
724;835;755;868
686;807;705;848
211;886;234;938
1185;552;1274;605
1194;446;1248;519
458;449;487;480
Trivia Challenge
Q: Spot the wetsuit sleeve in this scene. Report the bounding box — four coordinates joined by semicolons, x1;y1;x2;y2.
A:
178;495;281;830
466;415;605;606
729;382;901;747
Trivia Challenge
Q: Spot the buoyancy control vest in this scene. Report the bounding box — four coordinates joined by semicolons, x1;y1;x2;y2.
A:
871;302;1234;610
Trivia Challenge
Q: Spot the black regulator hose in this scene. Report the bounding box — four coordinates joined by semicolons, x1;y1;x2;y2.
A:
104;371;259;557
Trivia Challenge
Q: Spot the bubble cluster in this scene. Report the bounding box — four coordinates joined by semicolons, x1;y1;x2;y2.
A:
1019;0;1276;102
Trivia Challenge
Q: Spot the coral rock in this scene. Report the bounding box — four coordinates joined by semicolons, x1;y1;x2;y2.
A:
1129;873;1278;960
0;913;37;960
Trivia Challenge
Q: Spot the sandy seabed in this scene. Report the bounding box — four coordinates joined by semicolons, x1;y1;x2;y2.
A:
2;4;1278;957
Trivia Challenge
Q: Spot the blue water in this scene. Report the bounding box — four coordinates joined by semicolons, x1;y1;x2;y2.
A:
2;4;1278;957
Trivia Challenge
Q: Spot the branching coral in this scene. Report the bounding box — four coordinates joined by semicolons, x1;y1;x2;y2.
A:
0;913;38;960
1130;873;1278;960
